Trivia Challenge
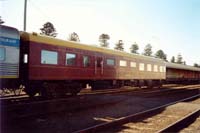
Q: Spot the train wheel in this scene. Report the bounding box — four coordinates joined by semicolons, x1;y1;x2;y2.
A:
147;80;154;89
24;83;38;98
69;82;82;96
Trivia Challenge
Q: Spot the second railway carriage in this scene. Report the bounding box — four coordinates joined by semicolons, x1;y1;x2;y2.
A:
166;62;200;83
19;32;166;97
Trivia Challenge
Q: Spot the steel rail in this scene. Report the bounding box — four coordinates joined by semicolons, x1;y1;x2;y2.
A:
74;94;200;133
157;108;200;133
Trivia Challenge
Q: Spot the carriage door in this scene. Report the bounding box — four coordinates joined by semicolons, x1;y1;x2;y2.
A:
95;56;103;77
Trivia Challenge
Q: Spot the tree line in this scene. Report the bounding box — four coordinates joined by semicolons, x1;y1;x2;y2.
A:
1;19;199;67
34;21;200;67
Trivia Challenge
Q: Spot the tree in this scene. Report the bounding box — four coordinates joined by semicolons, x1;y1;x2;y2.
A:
68;32;80;42
171;56;175;63
143;44;152;56
130;42;139;54
99;33;110;47
176;53;183;64
114;40;124;51
194;63;200;68
155;49;167;61
40;22;57;37
0;16;5;25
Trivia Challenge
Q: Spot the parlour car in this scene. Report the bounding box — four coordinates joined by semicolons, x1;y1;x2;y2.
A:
19;31;166;97
166;62;200;84
0;25;20;89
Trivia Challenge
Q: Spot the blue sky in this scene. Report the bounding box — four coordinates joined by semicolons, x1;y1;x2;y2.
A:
1;0;200;65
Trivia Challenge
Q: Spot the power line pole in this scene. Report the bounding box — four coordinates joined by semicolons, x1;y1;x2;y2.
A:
24;0;27;31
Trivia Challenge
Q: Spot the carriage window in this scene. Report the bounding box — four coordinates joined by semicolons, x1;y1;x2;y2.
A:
66;53;76;66
159;66;163;72
154;65;158;72
0;47;5;61
130;62;136;67
106;59;115;66
139;63;145;71
147;64;152;71
162;66;166;72
24;54;28;63
41;50;58;64
119;60;127;67
83;56;90;67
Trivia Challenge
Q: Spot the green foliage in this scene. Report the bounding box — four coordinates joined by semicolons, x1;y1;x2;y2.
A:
143;44;152;56
171;56;175;63
99;33;110;47
155;49;167;61
40;22;57;37
68;32;80;42
194;63;200;68
0;16;5;25
176;53;183;64
114;40;124;51
130;42;139;54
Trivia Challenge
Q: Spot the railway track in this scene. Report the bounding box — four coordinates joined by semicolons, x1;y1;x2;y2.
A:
2;85;200;133
2;84;200;119
1;84;198;105
74;94;200;133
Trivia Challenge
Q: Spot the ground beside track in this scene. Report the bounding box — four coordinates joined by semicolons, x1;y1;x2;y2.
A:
1;85;200;133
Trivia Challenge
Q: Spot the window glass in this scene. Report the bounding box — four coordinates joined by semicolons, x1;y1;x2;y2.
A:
139;63;145;71
147;64;152;71
154;65;158;72
160;66;163;72
163;66;166;72
106;59;115;66
24;54;28;63
41;50;58;64
66;53;76;66
130;62;136;67
83;56;90;67
0;47;5;61
119;60;127;67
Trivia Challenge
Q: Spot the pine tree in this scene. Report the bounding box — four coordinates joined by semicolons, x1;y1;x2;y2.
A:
171;56;175;63
99;34;110;47
0;16;5;25
143;44;153;56
194;63;200;68
68;32;80;42
114;40;124;51
130;42;139;54
176;53;183;64
40;22;57;37
155;49;167;61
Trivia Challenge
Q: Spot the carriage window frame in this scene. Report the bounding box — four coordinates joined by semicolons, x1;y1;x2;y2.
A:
154;65;158;72
0;47;6;61
66;53;76;66
130;62;137;68
147;64;152;71
83;55;90;67
106;58;115;66
119;60;127;67
41;50;58;65
139;63;145;71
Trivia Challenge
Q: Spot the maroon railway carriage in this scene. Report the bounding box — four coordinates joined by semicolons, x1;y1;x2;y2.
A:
19;32;166;97
166;62;200;84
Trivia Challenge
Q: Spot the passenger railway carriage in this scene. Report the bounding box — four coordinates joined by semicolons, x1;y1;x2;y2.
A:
19;31;165;97
0;25;200;98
